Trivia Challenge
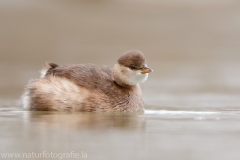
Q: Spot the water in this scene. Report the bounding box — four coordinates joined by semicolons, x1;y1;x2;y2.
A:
0;103;240;160
0;1;240;160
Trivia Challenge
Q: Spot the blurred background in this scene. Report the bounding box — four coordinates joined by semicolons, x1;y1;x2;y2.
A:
0;0;240;110
1;1;240;160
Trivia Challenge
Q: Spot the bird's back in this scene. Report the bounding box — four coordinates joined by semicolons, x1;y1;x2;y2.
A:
46;64;114;90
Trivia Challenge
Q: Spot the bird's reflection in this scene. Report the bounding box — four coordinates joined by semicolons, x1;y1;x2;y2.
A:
25;111;146;131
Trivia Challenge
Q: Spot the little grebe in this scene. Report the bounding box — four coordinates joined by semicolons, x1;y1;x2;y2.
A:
22;50;152;112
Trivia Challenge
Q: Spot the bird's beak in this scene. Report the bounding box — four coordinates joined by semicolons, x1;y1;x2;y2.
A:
140;67;153;74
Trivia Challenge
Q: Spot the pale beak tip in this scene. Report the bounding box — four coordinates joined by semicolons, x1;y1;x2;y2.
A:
140;67;153;74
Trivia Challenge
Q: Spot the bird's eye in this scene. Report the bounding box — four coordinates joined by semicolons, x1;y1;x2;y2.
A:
129;65;137;70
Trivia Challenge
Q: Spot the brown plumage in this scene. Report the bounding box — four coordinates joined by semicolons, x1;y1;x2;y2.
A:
22;50;152;112
118;50;146;69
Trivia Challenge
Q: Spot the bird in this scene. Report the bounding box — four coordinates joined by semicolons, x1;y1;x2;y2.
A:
22;50;152;112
